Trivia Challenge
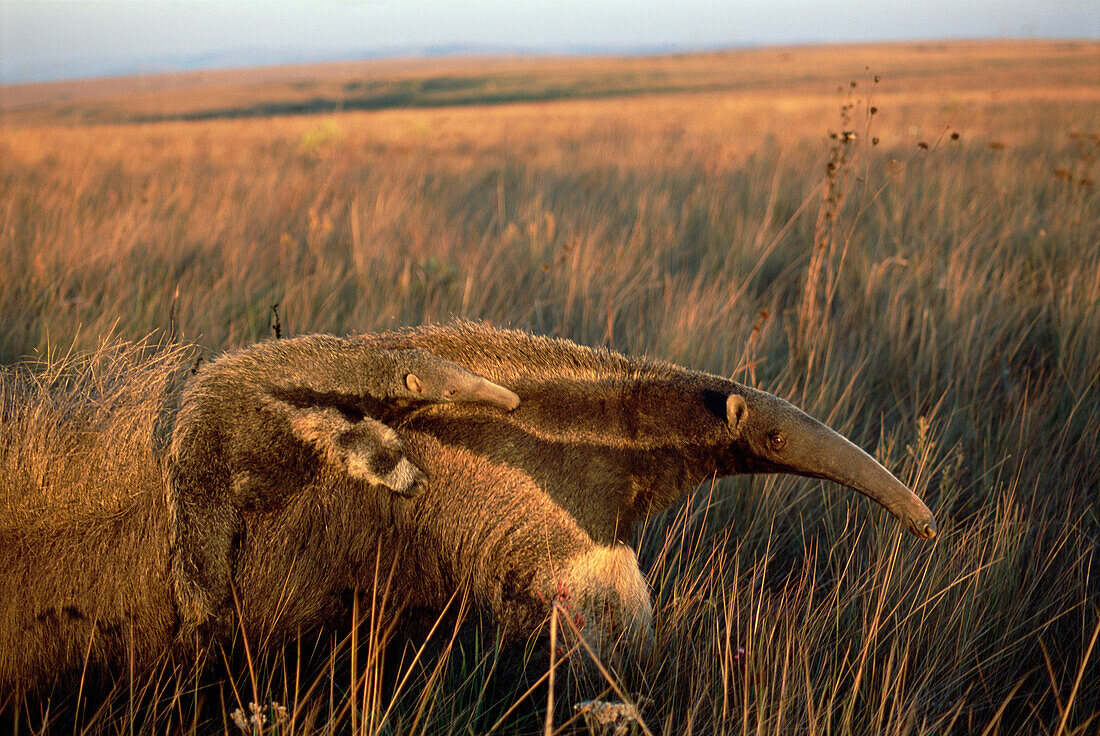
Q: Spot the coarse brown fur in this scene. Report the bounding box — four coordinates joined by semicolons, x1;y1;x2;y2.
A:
1;322;935;693
166;334;520;642
0;342;183;692
361;321;935;542
340;322;936;660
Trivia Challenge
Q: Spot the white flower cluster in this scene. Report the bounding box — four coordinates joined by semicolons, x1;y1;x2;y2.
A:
230;701;289;734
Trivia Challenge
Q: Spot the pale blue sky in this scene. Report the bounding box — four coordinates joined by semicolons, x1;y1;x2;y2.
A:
2;0;1097;83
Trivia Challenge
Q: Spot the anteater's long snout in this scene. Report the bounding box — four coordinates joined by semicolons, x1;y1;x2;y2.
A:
466;377;521;411
733;387;937;539
730;387;938;539
806;424;938;539
836;448;938;539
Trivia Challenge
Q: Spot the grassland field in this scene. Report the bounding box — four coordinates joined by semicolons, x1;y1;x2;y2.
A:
0;40;1098;734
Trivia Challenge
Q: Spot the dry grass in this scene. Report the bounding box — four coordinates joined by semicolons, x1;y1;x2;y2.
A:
0;40;1098;734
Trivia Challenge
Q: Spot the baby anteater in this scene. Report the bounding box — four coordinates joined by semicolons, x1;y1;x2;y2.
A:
166;335;520;643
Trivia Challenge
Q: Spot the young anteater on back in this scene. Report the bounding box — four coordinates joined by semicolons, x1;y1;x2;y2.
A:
166;335;520;642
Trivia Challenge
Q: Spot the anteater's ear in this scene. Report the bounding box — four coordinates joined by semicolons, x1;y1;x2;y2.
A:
405;373;426;395
726;394;749;438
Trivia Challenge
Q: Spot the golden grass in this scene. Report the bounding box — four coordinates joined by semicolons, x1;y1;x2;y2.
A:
0;40;1098;734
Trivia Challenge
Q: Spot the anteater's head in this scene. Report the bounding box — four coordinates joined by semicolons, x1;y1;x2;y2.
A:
719;384;937;539
616;372;936;540
399;348;521;411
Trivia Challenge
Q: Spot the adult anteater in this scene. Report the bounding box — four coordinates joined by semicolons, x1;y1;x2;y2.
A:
0;323;936;693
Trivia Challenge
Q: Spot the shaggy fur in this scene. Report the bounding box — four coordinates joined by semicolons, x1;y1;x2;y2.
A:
362;322;936;543
0;343;184;691
1;323;935;692
166;335;520;641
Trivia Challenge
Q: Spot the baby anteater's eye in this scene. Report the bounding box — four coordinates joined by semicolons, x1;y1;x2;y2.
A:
769;432;786;451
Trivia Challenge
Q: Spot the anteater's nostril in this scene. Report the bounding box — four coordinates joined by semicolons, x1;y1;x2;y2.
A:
922;522;937;539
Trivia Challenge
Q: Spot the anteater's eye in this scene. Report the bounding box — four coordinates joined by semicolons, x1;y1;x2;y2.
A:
769;432;786;451
444;388;457;398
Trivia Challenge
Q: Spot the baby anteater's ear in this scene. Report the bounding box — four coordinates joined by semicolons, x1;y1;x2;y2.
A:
405;373;426;395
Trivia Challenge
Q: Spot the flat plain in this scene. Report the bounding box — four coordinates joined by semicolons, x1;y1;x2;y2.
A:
1;40;1098;734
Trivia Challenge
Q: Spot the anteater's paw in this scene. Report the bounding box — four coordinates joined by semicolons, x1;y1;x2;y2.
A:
551;544;655;661
343;440;428;497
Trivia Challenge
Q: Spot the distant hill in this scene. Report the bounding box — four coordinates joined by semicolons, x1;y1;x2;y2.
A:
2;42;709;86
2;40;1096;127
